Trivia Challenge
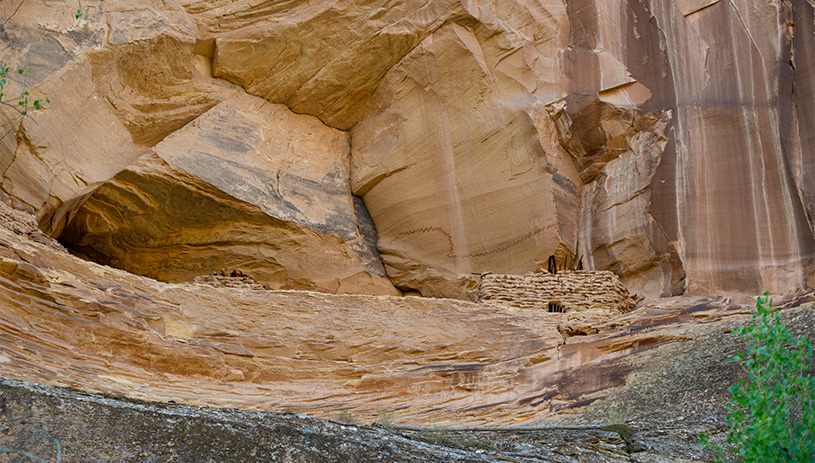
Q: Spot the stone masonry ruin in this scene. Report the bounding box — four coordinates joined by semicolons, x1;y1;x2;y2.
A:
477;270;637;314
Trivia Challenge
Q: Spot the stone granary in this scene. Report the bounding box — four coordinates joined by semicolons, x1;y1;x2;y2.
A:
478;270;637;314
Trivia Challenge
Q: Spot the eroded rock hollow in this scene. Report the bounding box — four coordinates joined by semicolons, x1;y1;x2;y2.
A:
0;2;815;459
2;0;812;301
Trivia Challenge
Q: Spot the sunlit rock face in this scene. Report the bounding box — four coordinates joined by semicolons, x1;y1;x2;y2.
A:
0;0;234;237
180;0;467;130
61;91;398;295
0;0;814;300
351;17;575;298
351;0;815;299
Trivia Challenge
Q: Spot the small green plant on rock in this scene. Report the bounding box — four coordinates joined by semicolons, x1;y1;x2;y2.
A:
376;411;394;430
700;292;815;462
336;410;355;424
0;61;48;116
0;0;105;123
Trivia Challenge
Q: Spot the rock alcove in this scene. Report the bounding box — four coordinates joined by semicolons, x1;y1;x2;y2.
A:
2;0;811;303
0;2;814;459
55;92;399;296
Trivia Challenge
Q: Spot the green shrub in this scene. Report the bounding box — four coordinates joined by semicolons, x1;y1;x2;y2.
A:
376;411;394;430
336;411;355;424
700;292;815;462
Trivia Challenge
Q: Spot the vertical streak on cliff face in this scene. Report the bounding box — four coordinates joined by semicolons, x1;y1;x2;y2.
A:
645;0;733;294
564;0;600;95
784;0;815;239
620;0;688;295
561;0;599;268
644;0;815;294
646;1;696;287
421;41;472;275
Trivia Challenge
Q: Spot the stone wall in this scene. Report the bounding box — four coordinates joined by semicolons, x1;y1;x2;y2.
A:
478;271;636;314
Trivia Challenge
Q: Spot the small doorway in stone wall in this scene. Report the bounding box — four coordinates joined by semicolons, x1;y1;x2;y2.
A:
547;301;563;313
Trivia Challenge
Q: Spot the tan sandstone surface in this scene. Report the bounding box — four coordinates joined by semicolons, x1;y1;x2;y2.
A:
60;90;397;295
0;0;814;301
0;1;813;458
0;207;793;432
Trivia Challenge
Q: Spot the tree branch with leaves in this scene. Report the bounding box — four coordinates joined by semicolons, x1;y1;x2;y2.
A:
699;292;815;462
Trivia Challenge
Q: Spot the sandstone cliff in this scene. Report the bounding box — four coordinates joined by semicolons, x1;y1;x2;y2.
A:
1;2;815;460
2;0;812;300
0;198;813;461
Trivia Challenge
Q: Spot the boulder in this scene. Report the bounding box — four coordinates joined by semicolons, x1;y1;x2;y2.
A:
62;91;397;295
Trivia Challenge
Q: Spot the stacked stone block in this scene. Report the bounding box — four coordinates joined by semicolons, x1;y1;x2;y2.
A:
478;270;635;313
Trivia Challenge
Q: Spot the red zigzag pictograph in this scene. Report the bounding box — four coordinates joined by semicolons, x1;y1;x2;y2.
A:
390;221;565;259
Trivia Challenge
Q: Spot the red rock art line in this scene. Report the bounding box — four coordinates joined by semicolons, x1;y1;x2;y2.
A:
392;222;566;259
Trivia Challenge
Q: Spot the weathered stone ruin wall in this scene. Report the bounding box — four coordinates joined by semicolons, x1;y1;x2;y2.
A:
193;272;266;290
478;271;636;314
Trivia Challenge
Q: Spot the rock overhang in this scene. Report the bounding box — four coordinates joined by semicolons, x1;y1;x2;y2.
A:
0;0;812;309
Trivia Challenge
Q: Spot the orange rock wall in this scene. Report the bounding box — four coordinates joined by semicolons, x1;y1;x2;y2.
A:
0;0;813;300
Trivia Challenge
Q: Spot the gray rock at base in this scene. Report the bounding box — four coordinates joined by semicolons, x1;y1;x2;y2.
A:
0;378;713;462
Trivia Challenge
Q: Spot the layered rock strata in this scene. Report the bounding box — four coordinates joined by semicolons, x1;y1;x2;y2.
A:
0;207;754;427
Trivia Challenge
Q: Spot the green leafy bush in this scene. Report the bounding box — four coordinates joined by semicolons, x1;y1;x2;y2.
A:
700;292;815;462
